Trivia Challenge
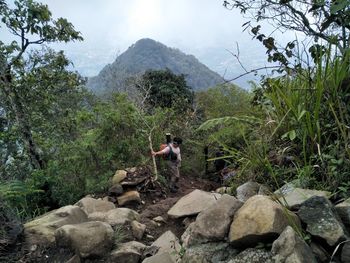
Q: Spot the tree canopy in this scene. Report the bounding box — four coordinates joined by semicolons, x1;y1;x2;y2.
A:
0;0;83;169
135;69;194;112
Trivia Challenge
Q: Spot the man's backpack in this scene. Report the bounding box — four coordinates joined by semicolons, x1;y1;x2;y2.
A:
159;143;177;161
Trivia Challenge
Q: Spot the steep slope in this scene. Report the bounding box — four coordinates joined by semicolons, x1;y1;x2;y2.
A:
87;38;224;95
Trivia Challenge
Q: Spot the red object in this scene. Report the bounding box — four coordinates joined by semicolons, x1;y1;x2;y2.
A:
159;143;169;159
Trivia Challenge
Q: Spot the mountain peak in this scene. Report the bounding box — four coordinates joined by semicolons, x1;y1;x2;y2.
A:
87;39;224;95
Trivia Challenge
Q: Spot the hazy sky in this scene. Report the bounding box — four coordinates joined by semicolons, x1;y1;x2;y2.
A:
2;0;294;87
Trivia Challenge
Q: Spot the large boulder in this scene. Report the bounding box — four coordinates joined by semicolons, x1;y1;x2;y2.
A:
181;194;242;247
181;242;238;263
55;221;114;258
227;248;273;263
277;188;331;210
271;226;317;263
109;241;146;263
167;189;221;218
228;195;300;247
236;181;261;202
24;205;87;246
298;196;348;246
75;196;115;215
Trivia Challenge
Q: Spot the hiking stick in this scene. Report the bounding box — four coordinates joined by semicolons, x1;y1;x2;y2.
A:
149;128;158;181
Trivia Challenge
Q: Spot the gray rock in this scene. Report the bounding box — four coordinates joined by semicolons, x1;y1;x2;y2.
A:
66;254;81;263
310;242;330;263
167;189;221;218
336;198;350;230
181;194;242;247
109;241;146;263
55;221;114;258
151;230;181;262
24;205;87;247
271;226;317;263
227;248;273;263
131;220;146;240
117;191;141;206
153;216;166;224
142;252;175;263
257;184;271;196
108;184;124;196
298;196;348;246
341;241;350;263
277;188;331;210
105;208;140;226
75;196;115;215
236;181;260;202
181;242;238;263
229;195;300;247
112;170;127;185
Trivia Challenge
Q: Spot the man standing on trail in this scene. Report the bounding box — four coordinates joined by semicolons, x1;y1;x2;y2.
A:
152;137;182;193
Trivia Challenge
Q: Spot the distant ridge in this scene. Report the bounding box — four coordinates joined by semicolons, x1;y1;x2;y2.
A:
87;38;224;95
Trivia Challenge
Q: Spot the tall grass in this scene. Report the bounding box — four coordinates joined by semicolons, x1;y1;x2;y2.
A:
247;47;350;192
199;47;350;194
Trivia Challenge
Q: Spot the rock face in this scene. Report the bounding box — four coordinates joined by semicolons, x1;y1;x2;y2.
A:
75;197;115;215
167;189;221;218
55;221;114;258
229;195;300;247
271;226;317;263
298;196;348;246
24;205;87;246
181;194;243;246
277;188;331;210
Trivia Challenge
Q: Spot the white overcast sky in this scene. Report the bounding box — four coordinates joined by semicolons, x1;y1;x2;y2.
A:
2;0;296;87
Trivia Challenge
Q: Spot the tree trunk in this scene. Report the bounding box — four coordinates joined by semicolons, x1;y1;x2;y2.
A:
1;69;45;169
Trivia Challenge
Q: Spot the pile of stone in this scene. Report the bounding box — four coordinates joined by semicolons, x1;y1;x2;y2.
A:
108;167;163;206
22;180;350;262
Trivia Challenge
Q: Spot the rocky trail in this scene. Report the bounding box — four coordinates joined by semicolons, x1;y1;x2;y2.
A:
1;168;220;262
3;166;350;262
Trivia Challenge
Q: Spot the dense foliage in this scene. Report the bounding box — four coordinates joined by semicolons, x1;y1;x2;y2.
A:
134;69;194;112
201;0;350;195
2;0;350;226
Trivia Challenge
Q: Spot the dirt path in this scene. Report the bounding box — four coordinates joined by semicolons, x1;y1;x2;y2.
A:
124;174;220;244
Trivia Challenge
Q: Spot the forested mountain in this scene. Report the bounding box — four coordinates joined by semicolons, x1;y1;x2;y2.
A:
87;38;224;95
